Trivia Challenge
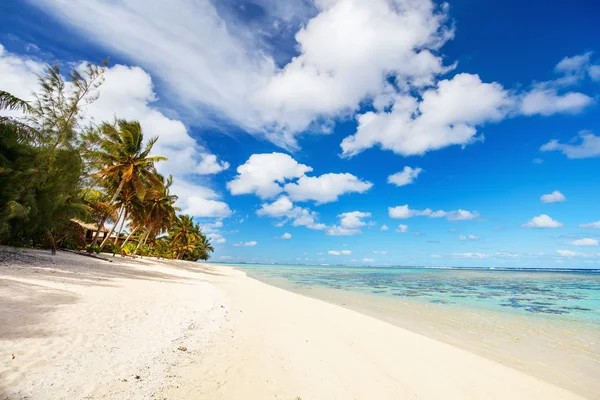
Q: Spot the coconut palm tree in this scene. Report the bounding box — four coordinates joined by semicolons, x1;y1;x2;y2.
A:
85;120;166;246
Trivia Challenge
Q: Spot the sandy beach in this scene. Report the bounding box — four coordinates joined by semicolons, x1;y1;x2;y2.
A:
0;247;587;399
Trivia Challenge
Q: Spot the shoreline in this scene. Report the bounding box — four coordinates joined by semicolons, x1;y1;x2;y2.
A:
0;249;588;399
243;271;599;398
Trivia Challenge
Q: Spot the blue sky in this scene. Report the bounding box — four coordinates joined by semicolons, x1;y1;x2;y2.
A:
2;0;600;268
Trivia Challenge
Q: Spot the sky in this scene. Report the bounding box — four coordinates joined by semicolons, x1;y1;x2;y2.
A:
1;0;600;268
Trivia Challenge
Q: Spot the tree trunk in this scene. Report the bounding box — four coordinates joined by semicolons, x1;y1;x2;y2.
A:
90;178;126;250
100;204;125;250
113;209;128;245
133;230;149;255
110;177;126;205
120;225;138;249
90;214;107;248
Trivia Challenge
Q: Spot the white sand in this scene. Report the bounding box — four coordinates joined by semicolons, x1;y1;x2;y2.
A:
1;247;226;399
0;248;586;399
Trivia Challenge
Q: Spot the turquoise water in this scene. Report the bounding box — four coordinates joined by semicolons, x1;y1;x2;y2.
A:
227;264;600;328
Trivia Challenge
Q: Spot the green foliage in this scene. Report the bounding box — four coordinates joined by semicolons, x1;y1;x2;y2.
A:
0;61;215;261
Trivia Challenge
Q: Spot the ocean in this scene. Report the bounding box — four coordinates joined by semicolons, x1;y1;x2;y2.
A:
229;263;600;327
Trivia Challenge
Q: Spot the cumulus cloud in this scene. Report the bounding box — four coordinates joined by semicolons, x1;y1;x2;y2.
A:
387;167;423;187
380;225;389;231
256;196;327;231
522;214;563;229
570;238;599;247
227;153;312;199
541;131;600;159
228;153;371;204
279;232;292;240
284;173;372;204
28;0;455;149
540;190;566;203
327;211;372;236
519;88;593;116
580;221;600;229
396;224;409;233
519;52;595;116
389;205;479;221
341;74;511;157
25;3;597;156
389;205;432;219
171;179;232;218
363;258;375;263
208;232;227;244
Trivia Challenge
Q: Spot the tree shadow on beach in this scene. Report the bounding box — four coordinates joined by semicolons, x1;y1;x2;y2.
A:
0;246;228;342
0;279;79;340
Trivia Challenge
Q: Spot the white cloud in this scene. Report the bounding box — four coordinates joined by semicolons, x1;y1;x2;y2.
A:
257;195;295;218
571;238;599;247
29;0;455;150
284;173;372;204
389;205;432;219
280;232;292;240
396;224;409;233
229;153;371;204
363;258;375;263
494;252;520;258
373;251;387;255
181;196;232;218
328;250;351;256
557;249;582;257
233;241;258;247
541;131;600;159
445;210;480;221
341;73;511;157
459;234;479;241
219;256;233;260
0;45;231;219
389;205;479;221
540;190;566;203
227;153;312;199
387;167;423;187
453;253;489;259
520;53;595;116
25;4;597;157
380;224;389;231
327;211;372;236
256;196;326;231
522;214;563;229
208;233;226;244
519;87;593;116
580;221;600;229
431;254;442;258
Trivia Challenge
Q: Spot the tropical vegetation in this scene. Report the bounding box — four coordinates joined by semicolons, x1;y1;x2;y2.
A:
0;61;213;261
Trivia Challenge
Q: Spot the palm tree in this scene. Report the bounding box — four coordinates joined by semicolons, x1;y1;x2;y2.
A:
130;175;178;255
169;215;198;259
85;120;166;246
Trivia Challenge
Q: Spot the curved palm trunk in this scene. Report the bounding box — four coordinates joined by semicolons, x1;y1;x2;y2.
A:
90;177;126;249
99;205;125;250
133;229;150;255
113;209;129;245
120;225;138;249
